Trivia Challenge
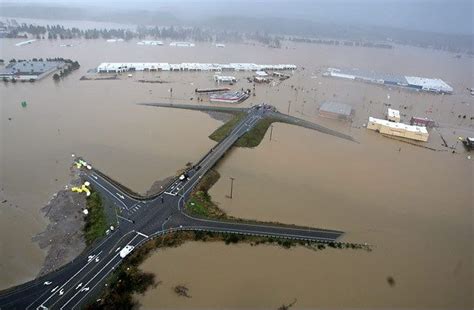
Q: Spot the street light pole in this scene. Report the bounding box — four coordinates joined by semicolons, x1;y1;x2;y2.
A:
228;177;235;199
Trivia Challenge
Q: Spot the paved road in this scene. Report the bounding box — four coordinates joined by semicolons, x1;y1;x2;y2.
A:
0;104;345;309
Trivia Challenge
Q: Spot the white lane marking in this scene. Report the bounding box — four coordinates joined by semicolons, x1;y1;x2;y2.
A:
87;177;128;209
27;232;118;309
117;215;133;224
59;254;122;310
135;231;148;238
116;193;125;200
60;233;140;310
91;174;98;180
37;250;102;307
69;260;122;310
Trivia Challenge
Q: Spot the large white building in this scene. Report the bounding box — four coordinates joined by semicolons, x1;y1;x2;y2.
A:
96;62;297;73
137;40;163;46
169;42;195;47
367;117;429;142
324;67;453;94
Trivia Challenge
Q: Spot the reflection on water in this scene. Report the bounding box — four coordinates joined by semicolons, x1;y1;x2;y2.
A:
0;35;472;308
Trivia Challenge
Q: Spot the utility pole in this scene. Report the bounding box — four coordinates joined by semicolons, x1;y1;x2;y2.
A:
269;124;274;141
227;177;235;199
287;100;291;115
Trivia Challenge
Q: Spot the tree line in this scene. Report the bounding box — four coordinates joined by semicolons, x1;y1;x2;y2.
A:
5;22;281;47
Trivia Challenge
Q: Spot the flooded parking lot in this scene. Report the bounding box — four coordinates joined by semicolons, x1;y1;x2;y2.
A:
0;36;472;308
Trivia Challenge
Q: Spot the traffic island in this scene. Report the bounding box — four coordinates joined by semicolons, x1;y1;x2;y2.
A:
83;191;108;246
186;169;227;219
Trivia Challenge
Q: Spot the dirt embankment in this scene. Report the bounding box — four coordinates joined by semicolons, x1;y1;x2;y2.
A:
32;167;87;276
145;176;175;196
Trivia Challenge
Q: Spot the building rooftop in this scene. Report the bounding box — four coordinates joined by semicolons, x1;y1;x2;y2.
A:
0;60;63;75
388;108;400;118
319;101;352;116
405;76;453;93
325;67;453;93
97;62;297;72
369;117;428;134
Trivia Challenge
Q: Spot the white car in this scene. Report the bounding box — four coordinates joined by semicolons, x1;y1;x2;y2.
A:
119;245;135;258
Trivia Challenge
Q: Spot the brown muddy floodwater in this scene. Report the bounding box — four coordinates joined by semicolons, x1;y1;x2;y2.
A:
0;32;473;309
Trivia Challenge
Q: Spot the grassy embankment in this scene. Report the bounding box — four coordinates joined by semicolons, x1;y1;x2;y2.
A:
83;191;108;246
209;111;278;148
186;169;227;219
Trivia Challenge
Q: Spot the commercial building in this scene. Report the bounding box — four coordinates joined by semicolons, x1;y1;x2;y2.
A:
324;67;453;94
410;117;436;128
106;39;124;43
367;117;429;142
214;75;237;83
254;76;271;83
96;62;296;73
0;60;65;81
209;91;250;103
255;71;268;77
319;102;353;121
137;40;163;46
169;42;195;47
387;108;400;122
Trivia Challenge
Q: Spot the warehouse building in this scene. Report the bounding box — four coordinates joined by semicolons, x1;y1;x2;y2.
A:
0;60;65;81
319;102;353;121
169;42;195;47
209;91;249;103
324;67;453;94
96;62;296;73
137;40;163;46
410;117;436;128
214;75;237;83
367;117;429;142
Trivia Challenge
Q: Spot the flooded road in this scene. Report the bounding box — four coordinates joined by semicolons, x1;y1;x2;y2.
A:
0;33;472;308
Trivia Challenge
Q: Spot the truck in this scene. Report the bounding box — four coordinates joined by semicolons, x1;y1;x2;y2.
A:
119;245;135;258
179;172;188;181
462;137;474;151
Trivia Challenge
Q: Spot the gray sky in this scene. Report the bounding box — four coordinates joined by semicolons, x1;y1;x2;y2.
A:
4;0;474;34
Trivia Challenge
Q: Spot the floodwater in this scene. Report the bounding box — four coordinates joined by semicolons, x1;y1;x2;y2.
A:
0;29;473;309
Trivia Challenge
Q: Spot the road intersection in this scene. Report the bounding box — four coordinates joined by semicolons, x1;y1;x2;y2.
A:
0;104;347;309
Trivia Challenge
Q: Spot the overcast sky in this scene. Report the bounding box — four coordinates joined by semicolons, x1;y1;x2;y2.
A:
4;0;473;34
